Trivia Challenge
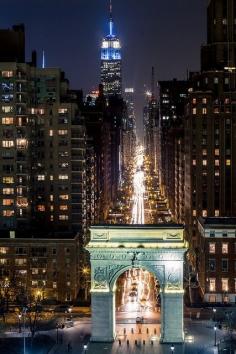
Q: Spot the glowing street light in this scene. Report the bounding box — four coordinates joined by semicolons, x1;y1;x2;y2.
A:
170;344;175;354
214;325;217;346
84;344;88;353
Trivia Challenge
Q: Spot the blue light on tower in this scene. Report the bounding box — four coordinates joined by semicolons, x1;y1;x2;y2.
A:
100;0;122;96
101;1;121;61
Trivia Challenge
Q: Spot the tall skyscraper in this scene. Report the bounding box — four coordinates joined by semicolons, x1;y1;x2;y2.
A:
101;1;122;96
185;0;236;249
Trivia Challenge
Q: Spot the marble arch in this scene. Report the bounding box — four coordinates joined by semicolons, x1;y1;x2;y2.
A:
86;225;188;343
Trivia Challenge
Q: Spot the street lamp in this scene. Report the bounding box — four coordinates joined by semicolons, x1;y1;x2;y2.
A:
84;344;88;353
213;308;216;322
214;325;217;346
18;314;22;333
56;323;59;344
170;344;175;354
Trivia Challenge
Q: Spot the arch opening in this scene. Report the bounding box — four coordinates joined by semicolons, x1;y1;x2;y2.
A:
114;267;161;340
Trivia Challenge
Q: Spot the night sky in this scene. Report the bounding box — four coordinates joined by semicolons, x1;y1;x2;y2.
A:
1;0;206;116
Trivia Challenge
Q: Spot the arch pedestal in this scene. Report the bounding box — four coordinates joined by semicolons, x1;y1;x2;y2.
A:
87;225;188;344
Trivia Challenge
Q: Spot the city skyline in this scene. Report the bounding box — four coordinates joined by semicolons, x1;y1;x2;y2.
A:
1;0;206;104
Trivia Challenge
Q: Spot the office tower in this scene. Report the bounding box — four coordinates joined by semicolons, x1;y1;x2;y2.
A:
121;88;136;171
100;1;122;96
143;68;158;171
185;0;236;293
0;27;89;237
158;79;188;222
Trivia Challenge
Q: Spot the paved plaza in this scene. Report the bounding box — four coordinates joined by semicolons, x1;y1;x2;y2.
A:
44;317;233;354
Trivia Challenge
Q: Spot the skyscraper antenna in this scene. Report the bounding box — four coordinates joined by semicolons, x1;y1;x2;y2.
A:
42;50;45;69
109;0;113;36
109;0;112;19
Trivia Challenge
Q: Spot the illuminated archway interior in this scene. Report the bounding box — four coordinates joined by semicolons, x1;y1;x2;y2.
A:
116;268;160;315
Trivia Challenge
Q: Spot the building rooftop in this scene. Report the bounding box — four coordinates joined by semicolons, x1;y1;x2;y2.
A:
198;217;236;227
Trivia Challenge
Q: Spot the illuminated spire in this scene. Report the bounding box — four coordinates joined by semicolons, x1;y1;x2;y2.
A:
42;50;45;69
109;0;113;36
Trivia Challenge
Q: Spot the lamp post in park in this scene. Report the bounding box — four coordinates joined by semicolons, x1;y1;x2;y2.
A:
170;344;175;354
84;344;88;353
214;325;217;346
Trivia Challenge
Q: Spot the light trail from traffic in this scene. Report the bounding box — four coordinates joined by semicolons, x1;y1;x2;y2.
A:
131;145;145;224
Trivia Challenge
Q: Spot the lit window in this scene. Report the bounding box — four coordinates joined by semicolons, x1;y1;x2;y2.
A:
225;78;229;85
192;159;196;166
50;205;54;211
53;282;57;289
2;199;14;206
202;149;207;156
50;195;54;201
16;139;28;149
50;215;54;221
192;98;197;104
32;268;39;275
214;149;220;156
192;210;196;216
2;117;14;125
3;188;14;195
203;160;207;166
3;177;14;184
60;205;68;211
202;210;207;217
226;159;231;166
0;247;8;254
2;140;14;148
209;243;216;254
215;160;220;166
2;71;13;77
222;243;228;254
49;130;53;136
59;215;68;220
58;108;68;114
2;106;13;113
59;195;69;200
202;98;207;104
37;175;45;181
214;77;219;84
215;210;220;217
50;175;53;181
37;205;45;212
215;170;220;176
58;175;68;180
221;278;228;292
192;108;197;115
15;258;27;266
3;210;14;216
38;108;44;115
209;278;216;292
202;108;207;115
222;18;227;25
225;98;230;104
58;130;68;136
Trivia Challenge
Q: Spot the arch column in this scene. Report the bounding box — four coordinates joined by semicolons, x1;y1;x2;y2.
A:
91;290;115;342
160;290;184;343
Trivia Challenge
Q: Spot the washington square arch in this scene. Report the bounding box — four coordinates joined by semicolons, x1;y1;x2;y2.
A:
86;224;188;344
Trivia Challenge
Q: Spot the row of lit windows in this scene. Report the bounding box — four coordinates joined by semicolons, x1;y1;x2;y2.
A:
192;210;220;217
192;107;231;115
37;175;69;181
208;278;233;292
37;205;68;212
192;159;230;166
0;246;71;255
209;242;229;254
